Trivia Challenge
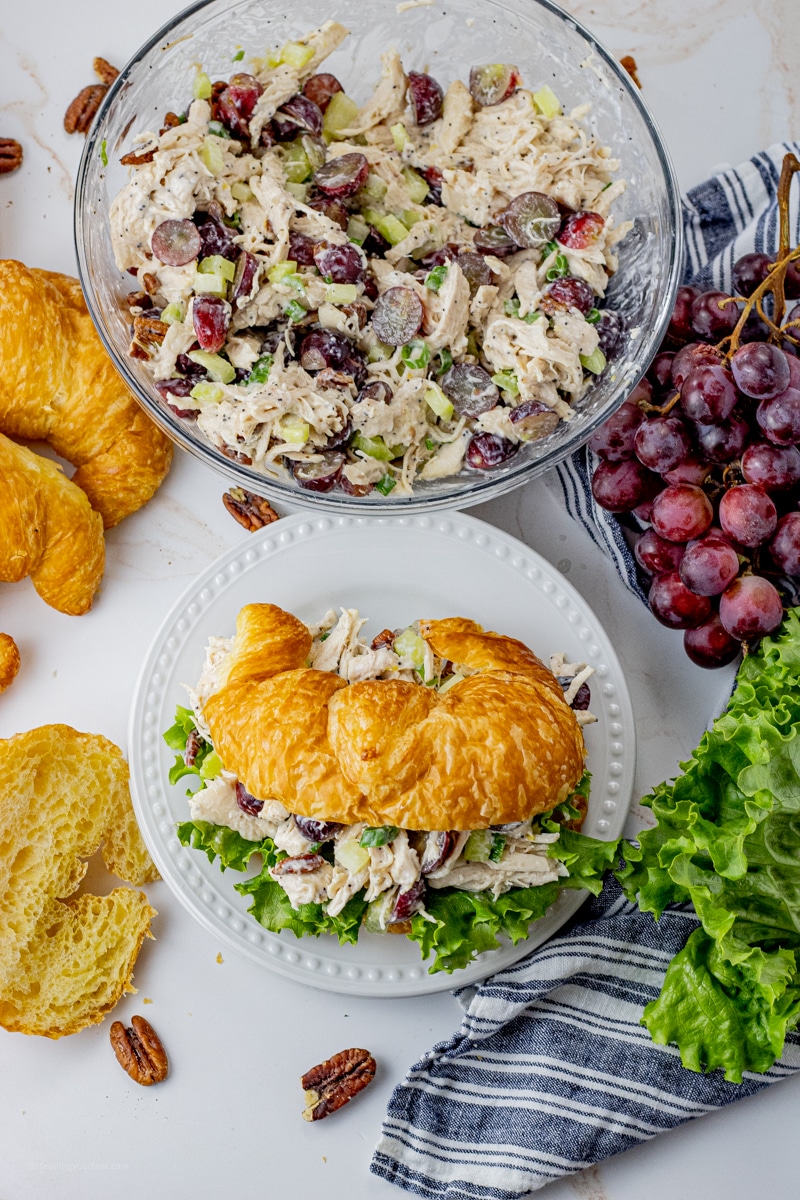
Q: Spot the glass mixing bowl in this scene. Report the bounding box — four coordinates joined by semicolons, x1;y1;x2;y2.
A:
75;0;682;513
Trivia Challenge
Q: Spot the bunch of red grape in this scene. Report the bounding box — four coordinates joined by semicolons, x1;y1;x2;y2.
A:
589;253;800;668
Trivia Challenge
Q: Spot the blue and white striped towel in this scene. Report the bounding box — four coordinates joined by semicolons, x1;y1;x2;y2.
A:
371;143;800;1199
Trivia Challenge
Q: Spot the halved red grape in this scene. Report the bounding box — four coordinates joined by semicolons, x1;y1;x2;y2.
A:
299;329;356;371
596;309;624;359
684;613;741;668
235;781;263;815
288;231;317;267
313;152;369;199
499;192;560;249
719;574;783;639
440;363;499;417
232;250;259;304
651;484;713;543
466;432;519;469
473;224;517;257
589;401;643;461
634;528;685;575
340;475;373;497
695;415;749;464
302;72;343;112
407;71;444;125
671;341;722;389
292;452;345;492
719;484;777;547
468;64;520;107
634;416;692;473
540;276;595;316
151;219;201;266
307;192;349;229
679;364;738;423
730;342;790;400
756;387;800;445
690;291;739;340
732;252;772;298
420;831;454;874
314;242;365;283
770;512;800;575
590;459;659;512
456;250;493;294
356;380;394;405
648;571;711;629
196;212;237;260
679;536;740;596
508;400;559;440
371;287;424;345
667;286;701;343
741;442;800;491
192;295;230;353
273;93;323;139
293;815;343;842
422;165;444;205
390;879;426;922
217;73;264;138
557;211;604;249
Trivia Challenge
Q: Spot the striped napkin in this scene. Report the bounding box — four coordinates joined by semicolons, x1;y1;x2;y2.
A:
371;143;800;1199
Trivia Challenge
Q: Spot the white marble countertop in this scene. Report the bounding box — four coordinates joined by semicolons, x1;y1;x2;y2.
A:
1;1;798;1197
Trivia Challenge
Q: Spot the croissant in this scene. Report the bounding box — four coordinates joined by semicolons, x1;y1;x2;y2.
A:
0;260;172;529
0;634;20;693
0;432;105;615
203;604;586;831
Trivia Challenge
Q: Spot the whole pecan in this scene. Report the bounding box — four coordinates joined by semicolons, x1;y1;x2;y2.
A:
0;138;23;175
222;487;280;530
301;1047;376;1121
64;84;108;135
110;1016;169;1086
93;56;120;85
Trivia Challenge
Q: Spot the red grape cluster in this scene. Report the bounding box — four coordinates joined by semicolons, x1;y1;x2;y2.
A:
589;257;800;668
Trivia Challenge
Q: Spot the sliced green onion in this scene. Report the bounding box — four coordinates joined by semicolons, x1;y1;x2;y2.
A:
523;310;541;324
189;381;225;404
200;135;225;176
545;253;569;282
533;84;562;118
432;347;453;375
424;264;448;292
280;40;315;69
393;628;427;669
268;260;299;284
424;437;435;452
323;92;359;140
245;353;273;385
504;297;521;318
278;414;310;443
580;347;607;375
192;70;212;100
491;370;520;398
199;255;236;282
187;350;236;383
325;283;358;305
542;239;558;258
586;307;601;324
232;48;245;62
207;120;234;139
352;432;393;461
284;299;307;323
390;122;408;152
99;139;108;167
375;474;396;496
401;166;429;204
360;825;399;848
285;273;306;295
401;338;431;370
161;301;185;325
489;833;506;863
425;382;454;421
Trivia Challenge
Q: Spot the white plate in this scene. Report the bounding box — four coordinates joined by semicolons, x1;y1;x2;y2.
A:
129;512;635;997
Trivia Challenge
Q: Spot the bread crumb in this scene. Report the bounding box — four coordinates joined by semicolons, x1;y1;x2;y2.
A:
142;997;153;1004
396;0;433;10
216;952;224;964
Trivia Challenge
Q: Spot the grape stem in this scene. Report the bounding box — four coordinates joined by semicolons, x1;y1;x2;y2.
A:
720;152;800;356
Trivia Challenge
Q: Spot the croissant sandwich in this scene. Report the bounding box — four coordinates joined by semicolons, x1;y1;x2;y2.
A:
169;604;617;973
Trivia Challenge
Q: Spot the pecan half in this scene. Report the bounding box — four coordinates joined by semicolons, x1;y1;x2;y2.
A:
110;1016;169;1086
142;272;159;295
220;446;253;466
128;341;150;360
0;138;23;175
222;487;280;530
272;853;326;876
316;367;357;390
120;145;156;166
301;1048;376;1121
132;315;169;347
370;628;395;651
93;56;120;85
160;112;183;135
340;302;368;329
124;290;150;309
209;80;228;122
64;84;108;135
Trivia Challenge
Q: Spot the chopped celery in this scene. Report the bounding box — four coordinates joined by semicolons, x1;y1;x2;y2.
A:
282;144;312;184
586;307;601;324
347;214;369;245
192;70;212;100
389;443;407;459
187;350;236;384
278;414;310;443
362;207;408;246
362;173;388;201
192;272;229;297
325;283;358;305
363;891;397;933
336;838;370;874
432;347;453;375
367;343;393;363
285;273;306;295
424;437;435;451
523;310;541;324
199;255;236;282
401;338;431;370
245;353;273;385
231;181;255;202
491;370;520;398
280;40;315;69
375;474;396;496
200;135;225;176
425;382;454;421
424;264;448;292
323;92;359;139
390;122;408;152
160;302;185;325
232;49;245;62
267;260;299;284
265;48;282;69
400;209;423;227
393;627;427;669
580;347;607;375
189;381;225;404
402;166;429;203
533;84;562;118
360;826;399;848
284;182;309;202
545;253;569;281
353;432;393;461
437;671;464;694
199;750;223;780
463;830;493;862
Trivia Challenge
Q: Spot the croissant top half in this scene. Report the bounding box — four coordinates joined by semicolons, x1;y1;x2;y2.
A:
202;604;587;831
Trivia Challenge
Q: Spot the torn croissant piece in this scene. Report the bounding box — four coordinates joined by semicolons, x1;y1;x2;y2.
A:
203;604;586;831
0;260;173;529
0;634;20;693
0;431;105;615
